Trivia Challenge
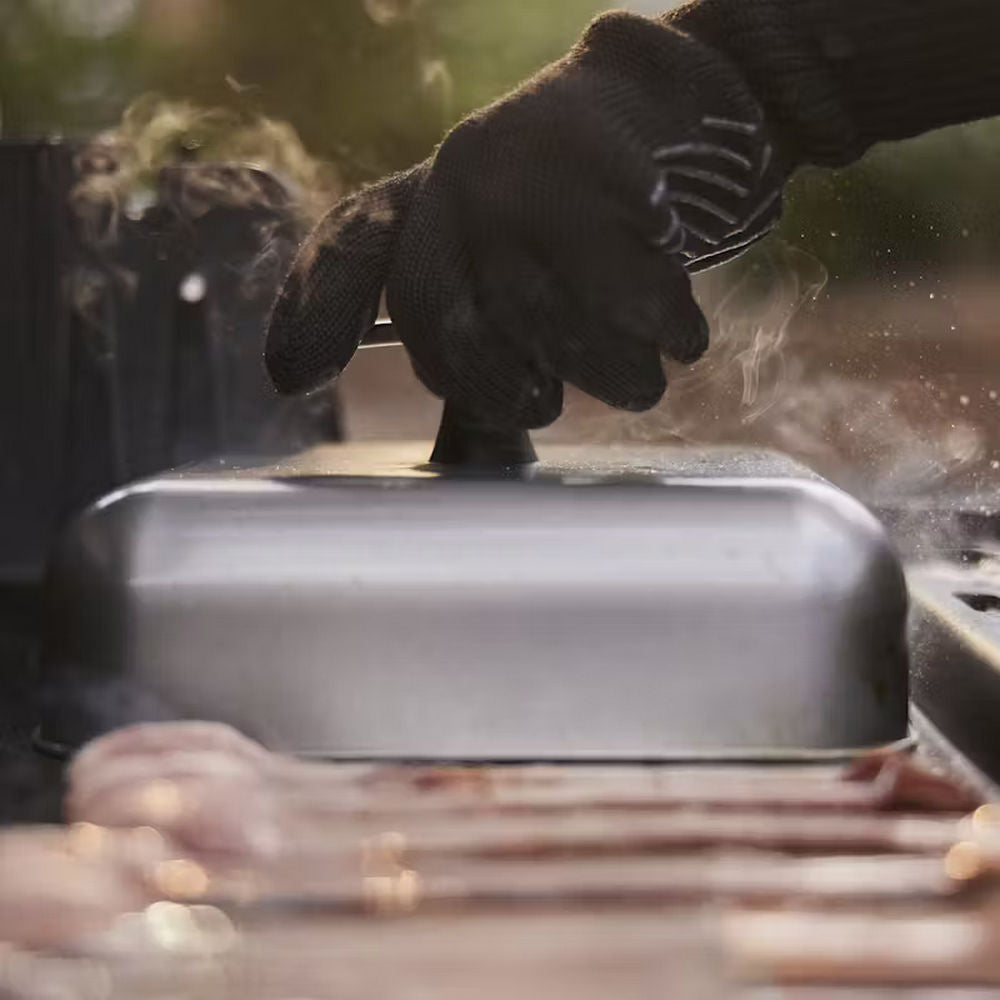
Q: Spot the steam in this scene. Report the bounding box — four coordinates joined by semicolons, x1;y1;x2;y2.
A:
66;93;346;329
682;240;829;420
754;374;984;500
552;239;987;549
71;94;341;248
557;240;827;446
62;95;347;463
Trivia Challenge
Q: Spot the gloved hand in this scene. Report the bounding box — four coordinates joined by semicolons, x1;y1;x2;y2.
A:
265;11;791;429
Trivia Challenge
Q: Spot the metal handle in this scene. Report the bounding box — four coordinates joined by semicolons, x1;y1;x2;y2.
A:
360;318;401;349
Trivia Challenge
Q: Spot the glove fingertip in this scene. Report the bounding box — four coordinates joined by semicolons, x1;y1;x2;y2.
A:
622;363;667;412
517;374;565;429
264;236;376;395
668;308;710;365
264;291;372;395
645;261;710;365
264;163;427;395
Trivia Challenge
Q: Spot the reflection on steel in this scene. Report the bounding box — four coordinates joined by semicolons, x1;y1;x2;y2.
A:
361;318;402;349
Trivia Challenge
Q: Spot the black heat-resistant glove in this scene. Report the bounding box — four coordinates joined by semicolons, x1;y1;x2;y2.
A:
666;0;1000;170
265;11;789;428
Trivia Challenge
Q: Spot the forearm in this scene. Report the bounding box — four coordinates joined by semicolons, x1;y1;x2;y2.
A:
665;0;1000;167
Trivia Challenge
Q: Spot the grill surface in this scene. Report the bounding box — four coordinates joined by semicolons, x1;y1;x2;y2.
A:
5;750;999;997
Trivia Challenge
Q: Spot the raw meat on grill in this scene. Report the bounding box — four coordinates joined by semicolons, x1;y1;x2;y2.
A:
0;825;164;949
67;748;278;857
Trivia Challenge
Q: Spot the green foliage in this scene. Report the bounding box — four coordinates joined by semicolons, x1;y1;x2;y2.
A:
0;1;142;136
140;0;602;177
781;120;1000;281
0;0;601;178
1;0;998;274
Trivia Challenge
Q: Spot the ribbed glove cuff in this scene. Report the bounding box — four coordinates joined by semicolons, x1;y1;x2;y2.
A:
666;0;1000;168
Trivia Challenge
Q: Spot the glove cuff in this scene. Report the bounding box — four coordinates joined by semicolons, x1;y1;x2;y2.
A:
665;0;1000;168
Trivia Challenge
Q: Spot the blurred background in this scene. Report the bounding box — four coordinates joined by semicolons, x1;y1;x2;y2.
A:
3;0;1000;532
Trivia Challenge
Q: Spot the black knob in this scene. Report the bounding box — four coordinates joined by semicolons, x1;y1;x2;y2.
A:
361;322;537;468
430;402;537;467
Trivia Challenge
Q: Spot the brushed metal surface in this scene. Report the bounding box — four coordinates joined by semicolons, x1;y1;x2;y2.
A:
909;560;1000;780
40;445;908;757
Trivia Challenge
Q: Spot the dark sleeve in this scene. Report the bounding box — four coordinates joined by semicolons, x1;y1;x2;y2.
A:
664;0;1000;167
